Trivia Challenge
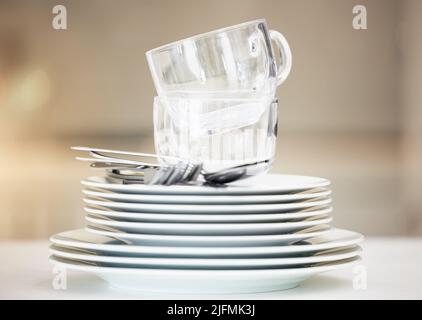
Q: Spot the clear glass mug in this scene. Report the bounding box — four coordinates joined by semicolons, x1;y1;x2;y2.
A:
146;19;292;99
153;96;278;172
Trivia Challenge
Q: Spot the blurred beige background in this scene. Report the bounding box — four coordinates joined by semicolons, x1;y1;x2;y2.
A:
0;0;421;239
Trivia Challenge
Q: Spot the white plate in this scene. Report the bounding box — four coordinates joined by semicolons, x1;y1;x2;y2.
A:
50;244;361;269
84;206;333;223
85;214;333;235
85;225;331;246
50;228;363;257
81;174;330;195
82;188;332;204
49;255;360;293
83;197;332;214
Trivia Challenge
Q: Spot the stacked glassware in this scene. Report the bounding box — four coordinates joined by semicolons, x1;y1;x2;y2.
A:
147;19;292;172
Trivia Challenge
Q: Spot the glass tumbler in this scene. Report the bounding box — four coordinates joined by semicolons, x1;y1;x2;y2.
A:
153;96;278;172
146;19;292;99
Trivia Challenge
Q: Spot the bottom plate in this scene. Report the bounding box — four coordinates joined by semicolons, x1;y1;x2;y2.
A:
50;244;361;269
49;255;360;294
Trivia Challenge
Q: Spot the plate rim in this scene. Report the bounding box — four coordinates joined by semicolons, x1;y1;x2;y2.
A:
81;188;332;204
83;206;333;222
82;197;333;213
81;174;331;195
49;228;364;256
85;214;333;231
84;224;331;242
49;245;362;267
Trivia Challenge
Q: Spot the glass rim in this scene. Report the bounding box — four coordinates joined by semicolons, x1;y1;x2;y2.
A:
145;19;267;56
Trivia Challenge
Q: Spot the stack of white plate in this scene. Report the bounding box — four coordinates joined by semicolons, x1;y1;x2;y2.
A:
49;174;363;293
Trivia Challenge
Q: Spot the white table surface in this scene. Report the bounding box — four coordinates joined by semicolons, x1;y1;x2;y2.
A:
0;238;421;299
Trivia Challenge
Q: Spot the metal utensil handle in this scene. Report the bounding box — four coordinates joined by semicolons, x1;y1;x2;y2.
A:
72;146;182;162
88;151;161;168
75;157;161;168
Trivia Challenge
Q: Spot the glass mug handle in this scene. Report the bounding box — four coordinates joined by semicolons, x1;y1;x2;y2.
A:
269;30;292;86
